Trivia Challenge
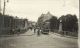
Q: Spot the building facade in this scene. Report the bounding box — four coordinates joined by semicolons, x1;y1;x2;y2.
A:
0;15;28;34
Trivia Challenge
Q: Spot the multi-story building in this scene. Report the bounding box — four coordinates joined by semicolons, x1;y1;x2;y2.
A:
0;15;13;34
0;15;28;34
11;17;28;33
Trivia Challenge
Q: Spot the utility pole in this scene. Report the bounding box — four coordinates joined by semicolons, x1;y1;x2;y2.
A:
0;0;1;13
3;0;6;15
2;0;9;30
3;0;9;15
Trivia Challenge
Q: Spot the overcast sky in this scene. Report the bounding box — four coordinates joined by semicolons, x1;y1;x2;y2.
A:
1;0;79;21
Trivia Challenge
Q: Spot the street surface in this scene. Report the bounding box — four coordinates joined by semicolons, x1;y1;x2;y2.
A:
0;29;78;48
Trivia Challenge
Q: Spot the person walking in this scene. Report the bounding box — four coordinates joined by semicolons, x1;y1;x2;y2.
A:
37;27;41;36
34;26;36;34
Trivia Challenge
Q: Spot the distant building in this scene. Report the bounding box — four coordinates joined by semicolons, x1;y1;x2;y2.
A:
28;21;36;28
43;12;53;22
37;12;54;30
38;12;53;22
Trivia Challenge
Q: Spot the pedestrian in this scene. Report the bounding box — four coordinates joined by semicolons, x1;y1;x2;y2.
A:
37;27;40;36
34;26;36;34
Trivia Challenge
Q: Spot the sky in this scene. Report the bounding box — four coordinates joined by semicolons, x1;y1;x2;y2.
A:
1;0;79;22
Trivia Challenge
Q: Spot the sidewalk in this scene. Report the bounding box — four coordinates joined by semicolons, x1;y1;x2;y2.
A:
50;32;78;39
19;29;34;36
0;30;34;37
